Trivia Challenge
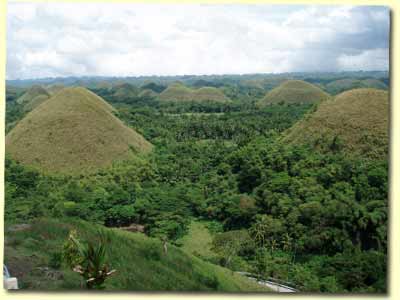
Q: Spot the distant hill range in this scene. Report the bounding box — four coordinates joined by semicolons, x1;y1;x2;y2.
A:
6;87;152;174
7;71;388;89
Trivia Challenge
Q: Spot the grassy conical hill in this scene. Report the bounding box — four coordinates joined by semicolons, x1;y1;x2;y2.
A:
258;80;330;107
325;78;387;95
46;84;65;95
158;83;193;101
6;87;152;174
16;85;50;105
361;78;388;90
96;80;113;89
138;89;158;98
140;81;166;93
283;88;389;159
112;83;140;98
158;83;230;103
16;85;51;111
193;87;231;102
6;85;26;102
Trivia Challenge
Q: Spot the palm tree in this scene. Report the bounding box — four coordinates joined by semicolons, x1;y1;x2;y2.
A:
249;217;268;247
282;233;292;252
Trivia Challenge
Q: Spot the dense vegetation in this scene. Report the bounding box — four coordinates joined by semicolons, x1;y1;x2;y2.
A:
5;73;388;292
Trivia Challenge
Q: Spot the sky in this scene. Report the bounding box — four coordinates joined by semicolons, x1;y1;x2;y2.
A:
6;3;390;80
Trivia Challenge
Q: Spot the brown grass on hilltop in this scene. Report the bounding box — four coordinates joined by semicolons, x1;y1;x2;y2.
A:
6;87;152;174
194;87;231;102
138;89;158;98
258;80;330;107
112;83;140;98
325;78;387;95
283;88;389;159
46;84;65;95
158;83;231;103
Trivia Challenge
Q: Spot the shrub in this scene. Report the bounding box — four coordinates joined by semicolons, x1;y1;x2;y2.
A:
49;251;63;269
63;201;80;217
142;242;162;261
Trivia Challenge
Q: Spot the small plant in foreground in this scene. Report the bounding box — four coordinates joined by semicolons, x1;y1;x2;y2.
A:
62;229;116;289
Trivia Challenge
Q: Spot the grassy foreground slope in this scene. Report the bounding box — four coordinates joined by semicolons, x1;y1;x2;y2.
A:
6;87;152;174
158;83;231;103
258;80;330;106
283;88;389;159
176;221;216;260
4;218;269;291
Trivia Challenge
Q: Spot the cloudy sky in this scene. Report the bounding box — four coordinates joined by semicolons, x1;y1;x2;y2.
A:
7;3;390;80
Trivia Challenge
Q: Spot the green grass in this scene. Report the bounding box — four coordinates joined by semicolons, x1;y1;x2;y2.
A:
6;87;153;174
165;112;225;117
138;88;158;98
325;78;388;95
6;85;27;102
158;83;231;103
4;218;270;291
16;85;50;105
16;85;51;111
194;87;231;102
176;220;217;260
283;88;389;159
258;80;330;107
112;83;140;98
361;79;388;90
22;94;50;112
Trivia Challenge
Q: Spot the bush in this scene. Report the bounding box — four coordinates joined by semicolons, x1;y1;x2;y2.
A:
320;276;340;292
63;201;80;217
49;251;63;269
142;242;162;261
196;273;220;290
205;221;224;234
291;265;320;292
23;237;40;250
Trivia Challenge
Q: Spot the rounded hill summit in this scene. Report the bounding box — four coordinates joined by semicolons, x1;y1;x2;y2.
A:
6;87;152;174
258;80;330;106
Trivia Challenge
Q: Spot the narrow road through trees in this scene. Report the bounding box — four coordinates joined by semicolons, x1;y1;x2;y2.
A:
236;271;298;293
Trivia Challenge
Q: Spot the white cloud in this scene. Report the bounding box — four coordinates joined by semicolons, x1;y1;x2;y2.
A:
337;48;389;71
6;3;390;79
